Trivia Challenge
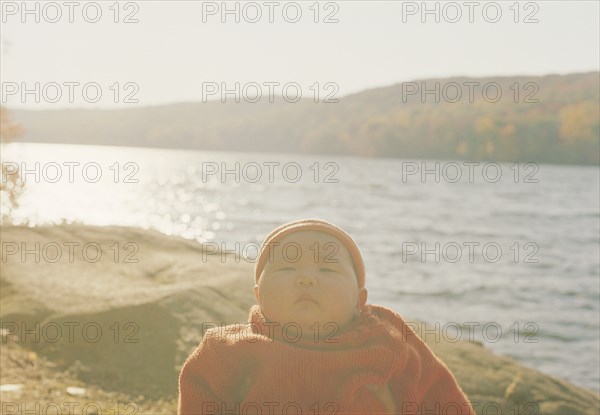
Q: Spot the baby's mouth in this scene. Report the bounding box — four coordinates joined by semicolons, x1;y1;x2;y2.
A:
296;293;318;304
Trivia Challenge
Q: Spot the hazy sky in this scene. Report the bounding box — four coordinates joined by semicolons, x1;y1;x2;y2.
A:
1;0;598;108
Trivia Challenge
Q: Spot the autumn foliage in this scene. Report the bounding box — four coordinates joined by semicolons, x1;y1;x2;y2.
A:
1;106;25;223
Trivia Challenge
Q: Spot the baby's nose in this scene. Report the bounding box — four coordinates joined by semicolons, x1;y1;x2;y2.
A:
296;271;316;286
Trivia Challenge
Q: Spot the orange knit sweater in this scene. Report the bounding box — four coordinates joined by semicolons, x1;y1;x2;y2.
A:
178;304;475;415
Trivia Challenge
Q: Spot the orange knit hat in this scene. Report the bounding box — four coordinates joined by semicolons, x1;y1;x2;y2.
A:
254;219;366;289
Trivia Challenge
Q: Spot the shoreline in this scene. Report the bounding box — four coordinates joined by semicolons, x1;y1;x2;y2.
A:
1;223;599;414
4;140;600;168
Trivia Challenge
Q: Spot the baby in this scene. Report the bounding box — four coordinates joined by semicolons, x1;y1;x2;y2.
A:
178;219;475;415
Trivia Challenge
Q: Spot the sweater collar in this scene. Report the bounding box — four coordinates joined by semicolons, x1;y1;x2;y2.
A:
247;304;395;349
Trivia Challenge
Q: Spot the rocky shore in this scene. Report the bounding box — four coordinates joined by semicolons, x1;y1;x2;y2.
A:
1;224;598;414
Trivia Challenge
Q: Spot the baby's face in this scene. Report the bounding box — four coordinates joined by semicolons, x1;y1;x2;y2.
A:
254;231;367;333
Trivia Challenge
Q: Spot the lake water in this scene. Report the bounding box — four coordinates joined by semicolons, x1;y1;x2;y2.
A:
2;142;599;393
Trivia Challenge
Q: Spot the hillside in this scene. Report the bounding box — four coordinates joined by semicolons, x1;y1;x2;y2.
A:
9;72;600;165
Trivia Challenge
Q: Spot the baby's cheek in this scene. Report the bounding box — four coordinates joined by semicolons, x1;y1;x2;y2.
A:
259;291;294;322
259;283;285;305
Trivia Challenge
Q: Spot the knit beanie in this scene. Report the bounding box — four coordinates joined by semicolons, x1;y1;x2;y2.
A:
254;219;366;289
